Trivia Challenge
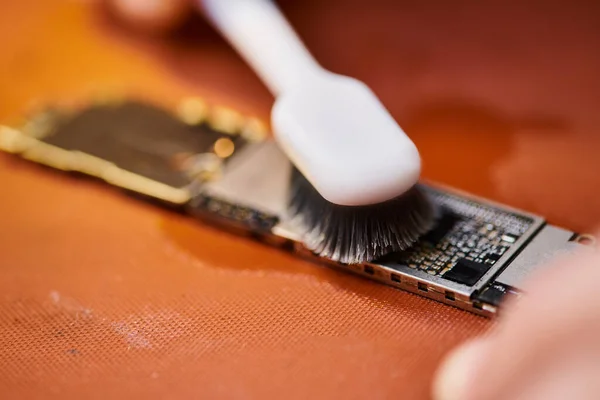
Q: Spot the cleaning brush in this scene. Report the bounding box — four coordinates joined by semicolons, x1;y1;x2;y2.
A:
200;0;436;263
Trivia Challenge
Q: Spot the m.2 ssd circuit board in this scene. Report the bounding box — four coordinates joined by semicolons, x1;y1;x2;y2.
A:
193;138;588;316
0;100;591;317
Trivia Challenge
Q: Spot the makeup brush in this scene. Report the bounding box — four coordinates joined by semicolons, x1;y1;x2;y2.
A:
200;0;436;263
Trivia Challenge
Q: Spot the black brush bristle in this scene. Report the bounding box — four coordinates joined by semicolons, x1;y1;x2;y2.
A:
288;167;437;264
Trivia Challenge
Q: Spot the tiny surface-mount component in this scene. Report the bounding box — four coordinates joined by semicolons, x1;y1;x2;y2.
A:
443;259;491;286
474;282;520;308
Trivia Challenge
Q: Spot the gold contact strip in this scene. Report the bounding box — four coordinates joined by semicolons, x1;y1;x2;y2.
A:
0;125;190;205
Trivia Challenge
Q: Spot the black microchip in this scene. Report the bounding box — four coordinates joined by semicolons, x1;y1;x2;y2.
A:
474;282;518;307
43;101;242;188
443;258;490;286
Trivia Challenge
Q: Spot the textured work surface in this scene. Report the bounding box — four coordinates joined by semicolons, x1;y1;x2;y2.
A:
0;158;488;399
1;1;600;399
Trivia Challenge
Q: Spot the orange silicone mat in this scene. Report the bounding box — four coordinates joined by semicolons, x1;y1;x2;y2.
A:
1;1;600;398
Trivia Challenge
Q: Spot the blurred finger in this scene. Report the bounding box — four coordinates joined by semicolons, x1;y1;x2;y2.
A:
434;247;600;400
432;338;490;400
107;0;192;34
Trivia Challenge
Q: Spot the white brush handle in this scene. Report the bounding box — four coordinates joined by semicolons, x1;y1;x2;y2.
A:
200;0;421;206
200;0;322;95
